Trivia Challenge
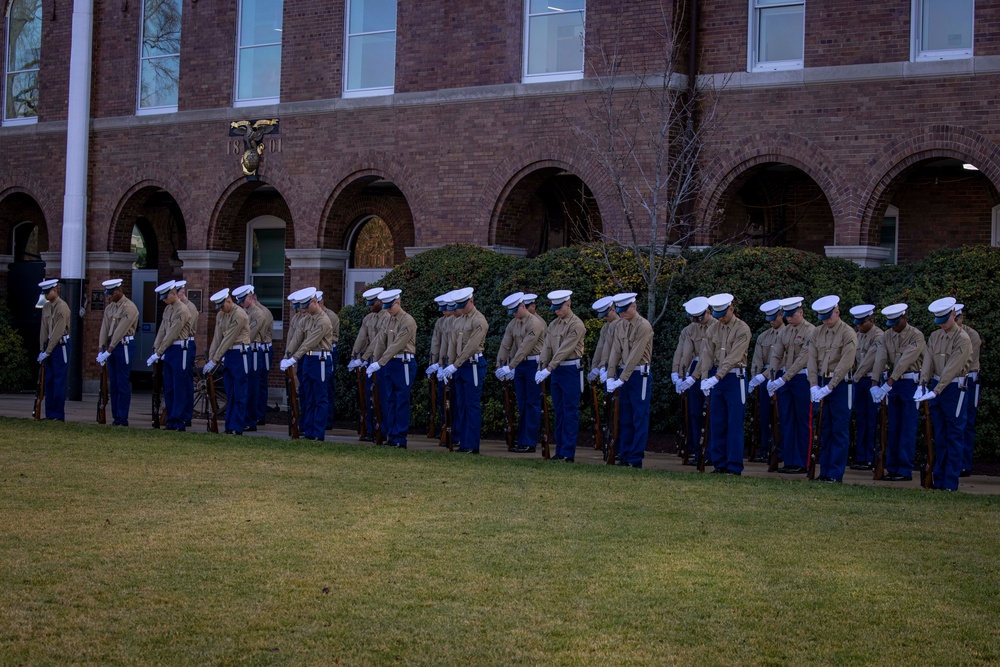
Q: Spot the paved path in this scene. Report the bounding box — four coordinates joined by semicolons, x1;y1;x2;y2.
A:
5;393;998;495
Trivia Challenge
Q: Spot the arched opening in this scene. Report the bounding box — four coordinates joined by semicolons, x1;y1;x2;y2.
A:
343;215;394;304
713;162;835;255
131;219;158;269
867;158;999;264
1;192;47;360
492;166;601;258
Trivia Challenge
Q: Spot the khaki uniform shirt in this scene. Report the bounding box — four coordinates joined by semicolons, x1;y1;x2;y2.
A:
429;316;449;364
921;326;971;390
591;317;620;371
677;321;714;377
247;303;269;344
750;323;784;376
508;315;546;368
366;309;392;361
181;299;199;340
153;303;187;356
496;318;517;366
99;296;139;351
40;296;71;354
854;325;886;380
769;320;815;379
697;316;751;380
352;310;382;359
291;310;334;360
671;324;692;375
879;323;925;382
323;306;340;346
608;314;653;382
284;310;303;358
377;309;417;365
450;307;488;367
808;319;858;389
539;312;586;371
208;306;250;362
961;324;981;374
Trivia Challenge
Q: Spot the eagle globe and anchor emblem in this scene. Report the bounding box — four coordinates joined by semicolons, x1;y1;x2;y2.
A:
229;118;279;178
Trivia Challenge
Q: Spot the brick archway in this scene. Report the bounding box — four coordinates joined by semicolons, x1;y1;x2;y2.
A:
207;178;295;252
0;188;49;256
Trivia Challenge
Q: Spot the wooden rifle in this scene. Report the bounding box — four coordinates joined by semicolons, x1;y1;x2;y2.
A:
370;368;385;446
747;382;760;460
427;374;438;439
873;397;887;480
540;378;552;460
151;360;163;429
33;363;45;420
285;366;300;439
677;386;689;461
356;366;369;439
502;378;517;449
439;375;453;451
591;380;603;451
206;369;220;434
697;395;711;472
768;391;781;472
97;362;109;424
921;399;935;489
808;397;824;480
605;388;620;465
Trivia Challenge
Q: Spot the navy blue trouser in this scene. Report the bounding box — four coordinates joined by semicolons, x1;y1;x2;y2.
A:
300;355;329;440
514;362;541;446
163;345;186;430
44;342;68;421
222;348;248;435
930;382;967;491
454;357;487;450
684;361;705;459
962;375;978;472
383;357;416;445
618;368;650;466
109;340;134;425
551;363;583;460
778;373;810;468
886;378;918;477
257;345;272;423
817;379;850;481
709;371;746;474
755;384;774;459
853;377;877;465
184;339;196;424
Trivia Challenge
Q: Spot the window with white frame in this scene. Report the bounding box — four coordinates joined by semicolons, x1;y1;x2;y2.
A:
344;0;396;97
523;0;584;83
246;216;286;323
236;0;283;106
912;0;974;62
138;0;182;113
4;0;41;124
880;205;899;265
748;0;804;72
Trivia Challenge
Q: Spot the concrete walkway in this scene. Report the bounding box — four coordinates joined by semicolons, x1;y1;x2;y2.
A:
5;393;998;495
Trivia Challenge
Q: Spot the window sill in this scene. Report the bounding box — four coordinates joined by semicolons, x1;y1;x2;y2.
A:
522;71;583;84
136;106;178;116
1;115;38;126
343;87;394;99
234;97;280;109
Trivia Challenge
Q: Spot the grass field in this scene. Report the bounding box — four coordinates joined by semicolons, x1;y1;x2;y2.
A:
1;417;998;666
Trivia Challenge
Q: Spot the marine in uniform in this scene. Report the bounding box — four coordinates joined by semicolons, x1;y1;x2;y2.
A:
96;279;139;426
673;297;712;465
496;291;546;453
536;290;586;462
747;300;784;462
869;303;925;482
588;295;619;385
176;281;199;427
147;280;188;430
767;297;816;474
425;292;454;438
347;287;387;439
37;279;70;421
440;287;487;454
233;285;267;431
807;296;858;483
848;304;885;470
281;287;334;441
317;291;341;430
204;288;251;435
696;293;751;475
605;292;654;468
916;297;972;491
955;304;981;477
366;289;416;448
283;292;308;434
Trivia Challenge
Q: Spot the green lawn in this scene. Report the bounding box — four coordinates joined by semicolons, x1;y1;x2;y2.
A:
1;418;998;666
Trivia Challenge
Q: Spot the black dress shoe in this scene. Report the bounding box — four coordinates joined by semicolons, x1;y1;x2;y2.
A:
778;465;805;474
550;455;566;461
710;468;726;474
510;446;536;453
960;470;972;478
455;448;479;454
224;429;234;435
682;458;698;466
185;420;193;427
723;470;741;476
164;426;177;431
244;425;257;432
257;419;266;426
850;463;871;470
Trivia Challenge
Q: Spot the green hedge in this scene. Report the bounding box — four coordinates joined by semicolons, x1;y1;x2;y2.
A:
0;289;32;393
334;244;1000;460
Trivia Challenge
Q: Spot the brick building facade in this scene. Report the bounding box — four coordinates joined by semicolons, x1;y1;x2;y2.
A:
2;0;999;392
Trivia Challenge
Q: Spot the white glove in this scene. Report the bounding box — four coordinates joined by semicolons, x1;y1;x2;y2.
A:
535;368;551;384
700;376;719;396
915;389;936;403
497;365;511;381
440;364;456;379
437;368;446;381
870;386;884;403
880;383;893;397
505;370;516;381
913;386;925;401
347;359;360;370
588;368;601;383
426;363;439;377
810;385;820;403
202;359;216;375
749;374;766;390
606;378;624;393
96;351;110;366
146;353;159;367
671;372;680;384
599;368;608;383
37;351;49;363
816;385;832;402
680;377;696;393
279;358;295;372
366;361;381;377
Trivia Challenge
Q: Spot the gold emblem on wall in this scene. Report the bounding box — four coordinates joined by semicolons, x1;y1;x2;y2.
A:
229;119;279;177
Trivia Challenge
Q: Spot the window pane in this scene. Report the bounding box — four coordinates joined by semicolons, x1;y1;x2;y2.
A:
252;227;285;274
7;0;42;72
758;6;803;62
528;0;585;13
252;275;284;321
142;0;182;58
238;45;281;99
922;0;973;51
347;33;396;90
5;70;38;118
240;0;283;47
349;0;396;34
880;215;897;264
139;56;180;108
526;12;584;75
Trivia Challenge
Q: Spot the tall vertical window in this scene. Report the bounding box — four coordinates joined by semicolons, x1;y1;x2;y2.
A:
749;0;804;72
246;216;286;323
880;205;899;265
344;0;395;97
236;0;282;105
523;0;584;83
138;0;182;113
912;0;974;61
4;0;41;123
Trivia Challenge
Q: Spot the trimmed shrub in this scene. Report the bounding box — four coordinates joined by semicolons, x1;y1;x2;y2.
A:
0;290;32;392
